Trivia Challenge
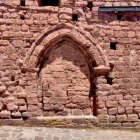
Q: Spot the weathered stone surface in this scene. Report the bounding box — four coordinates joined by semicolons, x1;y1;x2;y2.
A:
44;104;55;111
72;109;83;116
127;114;139;122
22;112;32;118
119;100;134;107
19;105;28;112
15;99;26;106
106;101;118;108
108;108;118;115
0;86;6;94
98;115;109;123
109;115;116;123
7;103;18;111
118;106;125;115
134;107;140;114
12;112;22;118
116;115;127;123
126;107;133;114
27;97;38;105
128;31;136;38
0;0;139;126
0;111;11;119
17;92;27;99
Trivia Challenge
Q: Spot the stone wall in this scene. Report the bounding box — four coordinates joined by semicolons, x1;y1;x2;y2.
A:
40;42;92;116
0;0;140;127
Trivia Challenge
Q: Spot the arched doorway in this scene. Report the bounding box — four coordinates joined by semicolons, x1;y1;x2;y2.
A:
39;39;95;116
24;23;111;117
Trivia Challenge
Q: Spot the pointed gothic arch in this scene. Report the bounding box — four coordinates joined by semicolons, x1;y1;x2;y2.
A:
23;23;112;116
24;23;110;73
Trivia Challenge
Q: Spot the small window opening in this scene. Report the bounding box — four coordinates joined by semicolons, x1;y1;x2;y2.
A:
20;0;25;6
72;13;78;22
117;14;123;21
107;77;113;85
40;0;59;6
11;76;15;81
110;42;117;50
87;0;93;11
20;15;25;20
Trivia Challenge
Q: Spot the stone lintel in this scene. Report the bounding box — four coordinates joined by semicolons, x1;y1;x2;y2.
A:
94;65;111;74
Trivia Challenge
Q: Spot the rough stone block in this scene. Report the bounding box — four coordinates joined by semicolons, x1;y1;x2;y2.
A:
7;86;16;93
43;91;52;97
83;108;92;115
72;109;83;116
128;31;136;38
27;97;38;105
115;95;123;101
15;99;26;106
135;101;140;107
28;105;39;112
134;107;140;114
17;92;27;99
55;90;67;97
54;104;64;111
119;100;134;107
97;108;107;115
109;115;116;123
72;96;86;103
21;24;29;31
97;101;106;109
43;97;49;104
22;112;32;118
122;123;134;127
106;101;118;108
0;111;11;119
43;104;54;111
116;115;127;123
65;103;78;109
47;97;68;104
118;106;125;114
19;105;27;112
111;123;122;127
0;86;6;94
97;91;108;96
126;107;133;114
127;114;139;122
12;112;22;118
7;103;18;111
98;115;109;123
97;84;111;91
108;108;118;115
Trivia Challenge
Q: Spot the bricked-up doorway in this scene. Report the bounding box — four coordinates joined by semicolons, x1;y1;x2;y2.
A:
39;40;95;116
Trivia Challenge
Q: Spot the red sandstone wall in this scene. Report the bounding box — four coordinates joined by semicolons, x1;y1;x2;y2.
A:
3;0;140;7
0;0;140;126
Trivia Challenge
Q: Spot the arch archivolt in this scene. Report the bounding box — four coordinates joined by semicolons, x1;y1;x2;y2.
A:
24;23;111;74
